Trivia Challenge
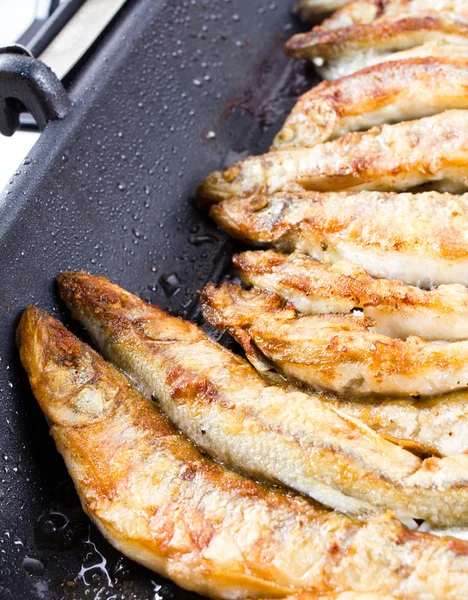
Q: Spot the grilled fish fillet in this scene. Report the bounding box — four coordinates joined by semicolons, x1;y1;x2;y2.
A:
21;307;436;599
285;16;468;80
59;272;468;525
272;58;468;150
235;250;468;340
209;191;468;287
201;281;468;398
198;111;468;205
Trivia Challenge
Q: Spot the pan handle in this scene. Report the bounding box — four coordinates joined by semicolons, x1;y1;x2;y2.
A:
0;45;71;137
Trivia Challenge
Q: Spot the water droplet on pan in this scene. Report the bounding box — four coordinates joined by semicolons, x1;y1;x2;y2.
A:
22;556;45;576
159;273;181;297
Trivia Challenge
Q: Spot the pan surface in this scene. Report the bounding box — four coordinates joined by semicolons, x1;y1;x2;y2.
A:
0;0;315;598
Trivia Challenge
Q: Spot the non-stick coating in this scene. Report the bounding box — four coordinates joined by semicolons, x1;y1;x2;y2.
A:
0;1;315;597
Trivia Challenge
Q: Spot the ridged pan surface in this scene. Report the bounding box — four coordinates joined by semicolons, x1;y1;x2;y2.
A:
0;0;312;598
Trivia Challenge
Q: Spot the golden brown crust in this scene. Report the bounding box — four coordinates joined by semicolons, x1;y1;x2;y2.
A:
272;58;468;150
234;250;468;340
14;307;339;598
58;273;468;527
321;389;468;458
198;111;468;206
321;0;468;31
200;282;468;398
19;306;468;598
285;16;468;61
210;190;468;287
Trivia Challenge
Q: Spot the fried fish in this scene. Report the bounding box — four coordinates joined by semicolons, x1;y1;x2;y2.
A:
201;281;468;398
272;58;468;150
199;111;468;205
285;16;468;80
322;0;468;31
209;191;468;287
18;306;410;599
234;250;468;340
17;310;468;600
58;272;468;525
323;390;468;457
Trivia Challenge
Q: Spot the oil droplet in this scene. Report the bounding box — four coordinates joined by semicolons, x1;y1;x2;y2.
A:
23;556;45;576
78;538;112;587
152;581;163;600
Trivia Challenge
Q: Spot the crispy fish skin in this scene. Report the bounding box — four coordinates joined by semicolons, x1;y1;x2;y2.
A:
235;250;468;341
285;16;468;80
200;282;468;398
59;272;468;526
198;111;468;205
58;272;414;519
322;0;468;30
18;306;410;600
210;191;468;287
272;58;468;150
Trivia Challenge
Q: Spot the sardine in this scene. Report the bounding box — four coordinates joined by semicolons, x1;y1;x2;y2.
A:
18;306;412;599
285;16;468;80
322;0;468;31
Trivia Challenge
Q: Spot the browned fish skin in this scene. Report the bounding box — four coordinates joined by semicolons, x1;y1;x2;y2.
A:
59;272;468;526
284;16;468;71
200;282;468;398
321;0;468;31
18;307;468;599
272;58;468;150
198;111;468;206
14;306;382;598
209;191;468;287
234;250;468;340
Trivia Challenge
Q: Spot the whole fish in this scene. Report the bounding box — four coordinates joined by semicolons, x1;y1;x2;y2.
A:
285;16;468;80
235;250;468;340
201;281;468;398
209;191;468;287
198;111;468;205
272;58;468;150
18;306;412;599
321;0;468;31
59;272;468;525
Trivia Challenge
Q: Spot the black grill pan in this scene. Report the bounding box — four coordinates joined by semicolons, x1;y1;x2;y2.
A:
0;1;315;597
